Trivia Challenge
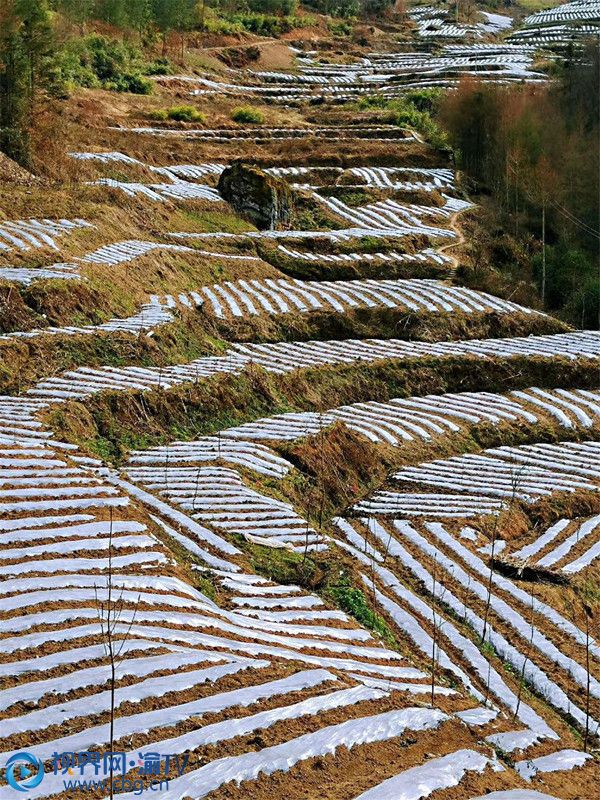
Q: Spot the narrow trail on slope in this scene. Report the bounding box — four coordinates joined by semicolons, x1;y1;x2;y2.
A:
438;208;468;280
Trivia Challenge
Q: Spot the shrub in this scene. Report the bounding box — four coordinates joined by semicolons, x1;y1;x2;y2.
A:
404;88;444;113
144;58;172;76
116;73;152;94
231;106;265;124
150;106;206;122
224;12;315;36
54;41;101;90
363;0;394;13
328;20;354;35
54;35;153;94
304;0;359;17
166;105;205;122
202;9;243;34
84;35;136;82
390;105;448;148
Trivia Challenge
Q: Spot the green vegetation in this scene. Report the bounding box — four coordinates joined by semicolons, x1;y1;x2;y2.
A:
203;0;315;35
327;18;354;35
357;89;449;149
247;0;297;12
230;13;314;35
305;0;395;16
178;207;256;233
532;244;599;328
143;57;171;75
231;105;265;124
0;0;398;167
208;0;391;23
54;0;198;48
55;0;317;38
439;44;599;327
327;574;396;643
249;543;319;586
151;105;206;122
55;35;152;93
513;0;556;9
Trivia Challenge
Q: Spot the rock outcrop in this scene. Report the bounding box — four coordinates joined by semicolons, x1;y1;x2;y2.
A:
218;162;293;230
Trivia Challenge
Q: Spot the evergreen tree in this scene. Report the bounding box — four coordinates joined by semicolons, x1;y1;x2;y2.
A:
55;0;94;31
0;0;53;165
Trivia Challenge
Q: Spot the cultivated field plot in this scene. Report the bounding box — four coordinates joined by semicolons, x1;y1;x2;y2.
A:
354;440;600;517
12;330;597;404
409;4;513;40
1;6;599;798
508;0;600;48
0;218;92;254
216;387;600;447
114;125;420;142
173;277;530;320
511;514;600;575
332;515;600;755
2;435;508;800
225;330;600;373
0;298;174;342
125;463;328;553
1;154;470;296
162;42;545;105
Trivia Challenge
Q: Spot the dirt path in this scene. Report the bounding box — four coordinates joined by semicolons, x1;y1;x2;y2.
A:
195;37;280;54
439;208;468;278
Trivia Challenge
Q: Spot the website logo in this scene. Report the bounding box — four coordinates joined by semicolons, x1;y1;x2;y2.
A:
5;753;45;793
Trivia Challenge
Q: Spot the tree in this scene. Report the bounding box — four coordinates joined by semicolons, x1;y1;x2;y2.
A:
19;0;53;91
0;0;53;165
394;0;406;18
95;509;141;800
127;0;151;38
56;0;94;31
152;0;196;56
582;602;592;752
303;0;360;17
96;0;128;27
439;56;599;329
514;580;535;722
362;0;393;14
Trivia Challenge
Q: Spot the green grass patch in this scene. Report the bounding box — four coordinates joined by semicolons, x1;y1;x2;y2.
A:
357;89;448;149
249;542;319;584
194;574;218;601
177;208;256;233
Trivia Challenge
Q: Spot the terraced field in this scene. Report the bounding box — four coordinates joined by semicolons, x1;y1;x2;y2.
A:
0;2;598;798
